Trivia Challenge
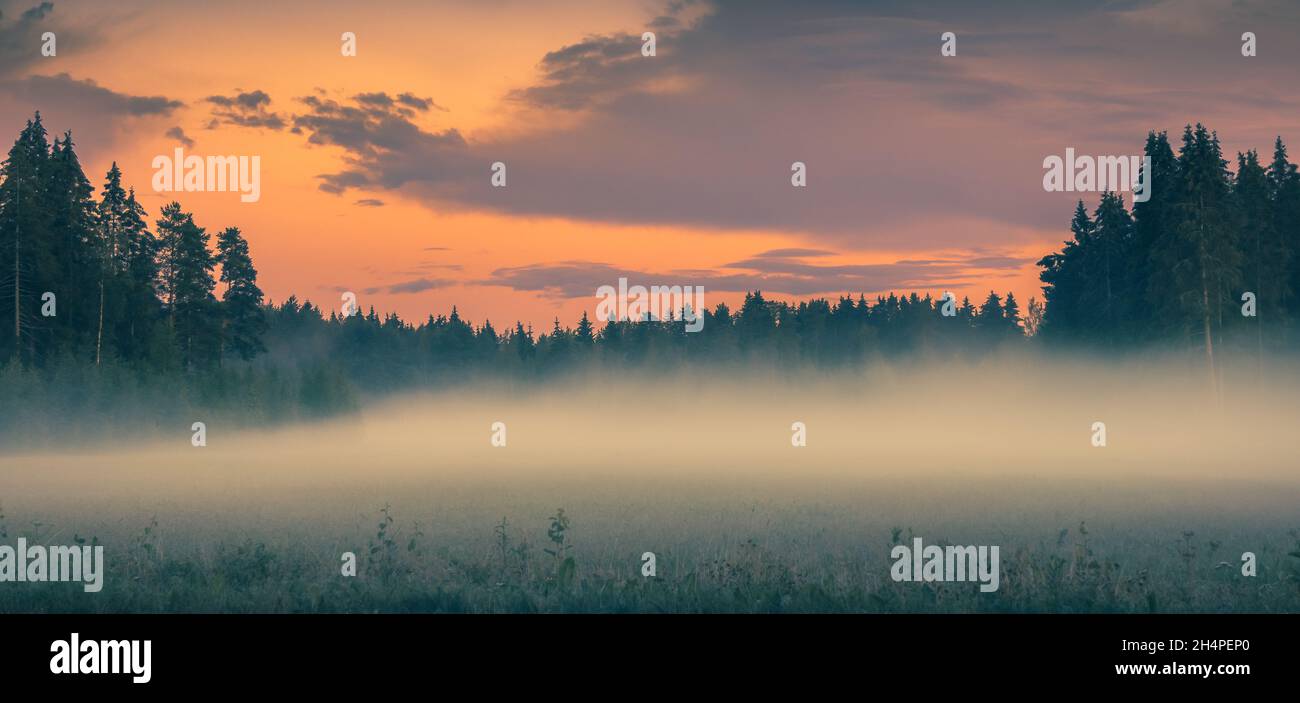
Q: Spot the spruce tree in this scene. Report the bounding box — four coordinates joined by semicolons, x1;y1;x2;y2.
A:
575;310;594;347
1090;191;1134;346
1156;125;1242;387
976;290;1006;342
156;202;219;369
215;226;266;362
1037;200;1093;340
1003;291;1022;335
0;113;54;364
98;163;131;269
1234;150;1283;349
1266;138;1300;337
1132;131;1179;339
120;188;160;363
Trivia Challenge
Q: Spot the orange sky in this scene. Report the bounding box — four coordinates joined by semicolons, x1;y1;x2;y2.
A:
4;0;1295;329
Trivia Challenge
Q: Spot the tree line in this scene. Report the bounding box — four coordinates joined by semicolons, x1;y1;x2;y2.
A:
264;285;1028;392
1036;124;1300;383
6;113;1297;399
2;111;1037;389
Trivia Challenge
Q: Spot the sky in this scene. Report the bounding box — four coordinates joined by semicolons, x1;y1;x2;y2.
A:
1;0;1298;329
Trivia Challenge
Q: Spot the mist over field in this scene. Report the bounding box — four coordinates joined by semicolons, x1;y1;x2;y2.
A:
1;353;1297;613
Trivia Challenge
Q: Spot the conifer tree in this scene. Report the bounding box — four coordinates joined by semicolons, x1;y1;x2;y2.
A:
1158;125;1241;386
1132;130;1179;338
1090;191;1134;345
574;311;595;347
120;188;160;362
1003;291;1022;335
1266;138;1300;334
98;163;131;269
0;113;55;364
1037;200;1093;340
1233;150;1282;350
155;202;219;369
215;226;266;361
976;290;1006;340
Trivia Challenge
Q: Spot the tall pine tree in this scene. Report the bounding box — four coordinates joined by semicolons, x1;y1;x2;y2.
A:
156;202;219;369
215;226;266;362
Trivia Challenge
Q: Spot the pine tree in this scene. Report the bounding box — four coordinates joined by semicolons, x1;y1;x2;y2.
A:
1037;200;1093;340
1090;191;1134;345
1266;138;1300;337
43;132;100;361
574;310;594;347
1003;291;1022;335
976;290;1006;341
477;319;499;358
215;226;266;362
1234;149;1284;351
98;163;131;269
433;305;475;367
736;291;774;349
543;317;570;366
0;113;54;364
119;188;160;363
957;296;975;321
1156;125;1242;389
511;321;534;362
1132;131;1179;339
155;202;219;369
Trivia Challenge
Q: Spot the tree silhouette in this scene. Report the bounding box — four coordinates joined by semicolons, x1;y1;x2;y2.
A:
216;226;266;362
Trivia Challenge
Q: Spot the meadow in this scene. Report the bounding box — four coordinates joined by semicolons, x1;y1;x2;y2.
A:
1;355;1298;613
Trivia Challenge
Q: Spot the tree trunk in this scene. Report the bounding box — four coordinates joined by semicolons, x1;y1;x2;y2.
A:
1195;195;1216;398
12;178;20;365
96;278;105;367
1104;237;1113;348
1256;234;1263;384
12;221;19;346
1201;267;1216;396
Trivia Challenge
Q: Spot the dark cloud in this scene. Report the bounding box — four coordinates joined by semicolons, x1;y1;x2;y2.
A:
363;277;453;295
753;248;836;258
355;91;445;115
0;1;55;78
0;4;177;165
0;73;181;115
507;33;659;111
165;125;193;148
206;89;286;130
292;93;470;195
284;0;1300;248
354;198;384;207
208;89;270;111
318;171;369;194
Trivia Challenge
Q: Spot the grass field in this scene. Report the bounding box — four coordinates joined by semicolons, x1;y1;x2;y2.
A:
2;359;1298;613
1;479;1298;613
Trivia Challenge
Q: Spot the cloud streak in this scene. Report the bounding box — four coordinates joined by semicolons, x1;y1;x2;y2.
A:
481;248;1032;299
